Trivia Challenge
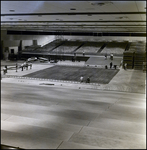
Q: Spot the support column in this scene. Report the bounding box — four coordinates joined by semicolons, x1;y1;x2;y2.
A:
18;40;22;59
1;41;4;59
33;40;37;46
18;40;22;52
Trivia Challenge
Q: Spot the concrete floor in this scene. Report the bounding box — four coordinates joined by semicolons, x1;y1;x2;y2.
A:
1;58;146;149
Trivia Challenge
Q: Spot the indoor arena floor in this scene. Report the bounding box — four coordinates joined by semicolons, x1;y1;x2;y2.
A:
1;58;146;149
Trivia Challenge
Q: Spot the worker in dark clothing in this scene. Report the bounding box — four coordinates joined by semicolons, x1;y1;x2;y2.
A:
105;53;107;59
16;63;18;72
83;51;85;56
86;77;90;83
3;67;6;75
21;64;24;71
5;65;7;73
110;62;113;69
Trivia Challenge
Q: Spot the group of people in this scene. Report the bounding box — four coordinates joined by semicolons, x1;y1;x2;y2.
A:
3;61;32;75
105;62;117;69
105;53;113;60
80;76;90;83
109;62;117;69
104;54;127;70
20;62;32;71
104;53;118;69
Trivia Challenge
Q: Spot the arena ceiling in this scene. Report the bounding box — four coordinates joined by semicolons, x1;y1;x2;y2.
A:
1;1;146;35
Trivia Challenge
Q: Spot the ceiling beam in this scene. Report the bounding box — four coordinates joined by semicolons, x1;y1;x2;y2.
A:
2;25;146;27
1;21;146;23
1;12;146;16
7;30;146;37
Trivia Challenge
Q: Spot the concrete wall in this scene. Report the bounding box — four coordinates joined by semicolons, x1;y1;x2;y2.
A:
63;35;146;42
1;30;56;59
22;40;33;50
9;46;18;55
3;40;20;47
1;30;55;46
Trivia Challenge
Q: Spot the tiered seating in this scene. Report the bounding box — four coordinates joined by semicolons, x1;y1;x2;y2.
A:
129;41;146;52
41;40;62;52
134;51;146;70
129;41;146;70
34;47;47;53
32;40;63;53
22;45;41;52
51;40;83;53
101;41;128;55
76;41;104;54
123;51;135;69
123;41;146;70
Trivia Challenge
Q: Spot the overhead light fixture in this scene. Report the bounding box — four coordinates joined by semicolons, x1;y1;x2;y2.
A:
70;8;76;10
90;2;113;6
116;16;128;19
93;2;105;6
9;9;15;12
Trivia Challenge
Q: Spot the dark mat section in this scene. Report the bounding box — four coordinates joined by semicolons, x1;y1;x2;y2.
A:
23;65;119;84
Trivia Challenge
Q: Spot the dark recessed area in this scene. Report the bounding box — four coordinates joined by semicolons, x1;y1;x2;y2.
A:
9;9;15;12
70;8;76;10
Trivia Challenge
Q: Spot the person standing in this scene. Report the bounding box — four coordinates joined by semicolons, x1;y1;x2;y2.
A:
110;53;113;60
3;67;6;75
120;59;123;68
5;65;7;73
16;63;18;72
21;64;24;71
83;51;85;56
124;63;127;70
80;76;84;83
110;62;113;69
105;53;107;59
105;65;108;69
86;77;90;83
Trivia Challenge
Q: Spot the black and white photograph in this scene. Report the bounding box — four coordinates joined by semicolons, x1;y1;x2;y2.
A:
1;1;146;149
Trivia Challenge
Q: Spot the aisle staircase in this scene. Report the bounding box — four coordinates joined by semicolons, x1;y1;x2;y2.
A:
134;52;146;70
123;51;134;69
